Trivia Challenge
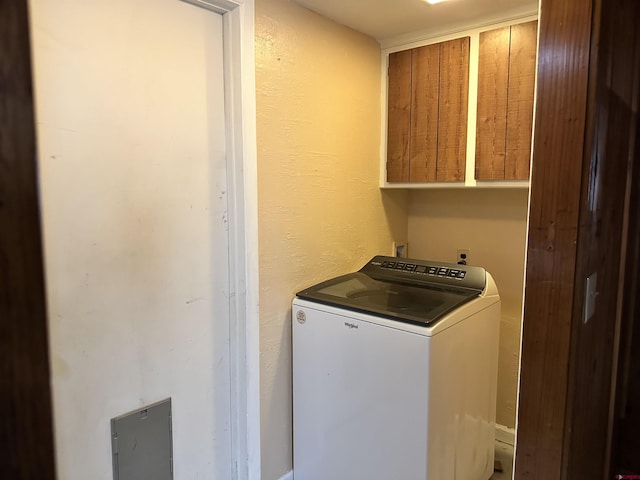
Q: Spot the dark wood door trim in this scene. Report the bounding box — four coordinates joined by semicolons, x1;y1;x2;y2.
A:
514;0;595;478
0;2;57;479
600;0;640;473
516;0;640;478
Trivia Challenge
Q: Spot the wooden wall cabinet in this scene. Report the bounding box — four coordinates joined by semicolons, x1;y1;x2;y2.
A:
475;21;538;181
387;37;470;183
384;19;538;187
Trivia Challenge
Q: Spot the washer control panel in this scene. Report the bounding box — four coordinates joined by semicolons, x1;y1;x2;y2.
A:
381;260;468;280
360;255;486;292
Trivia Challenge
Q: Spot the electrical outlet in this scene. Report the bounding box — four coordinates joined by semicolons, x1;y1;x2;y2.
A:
456;249;470;265
393;241;407;258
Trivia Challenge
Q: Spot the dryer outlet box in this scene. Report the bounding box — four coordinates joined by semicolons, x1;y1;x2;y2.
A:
392;241;407;258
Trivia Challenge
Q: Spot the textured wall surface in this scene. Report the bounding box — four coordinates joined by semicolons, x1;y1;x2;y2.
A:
408;188;529;428
255;0;408;477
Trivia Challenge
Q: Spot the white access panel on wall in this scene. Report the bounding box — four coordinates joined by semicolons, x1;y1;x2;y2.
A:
111;399;173;480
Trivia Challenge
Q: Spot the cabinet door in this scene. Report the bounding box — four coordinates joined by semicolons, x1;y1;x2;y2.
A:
387;49;412;182
476;20;538;180
437;37;470;182
475;26;510;180
386;37;469;183
505;21;537;180
410;44;440;182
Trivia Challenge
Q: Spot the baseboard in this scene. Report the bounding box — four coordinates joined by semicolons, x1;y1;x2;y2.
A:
495;424;516;446
277;471;293;480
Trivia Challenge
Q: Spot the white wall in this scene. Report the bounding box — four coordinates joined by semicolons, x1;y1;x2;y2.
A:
30;1;232;478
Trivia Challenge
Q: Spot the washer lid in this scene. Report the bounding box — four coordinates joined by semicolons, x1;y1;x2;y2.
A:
296;271;481;327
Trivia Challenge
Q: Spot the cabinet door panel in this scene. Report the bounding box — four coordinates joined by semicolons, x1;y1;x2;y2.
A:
505;20;538;180
410;44;440;182
387;50;412;182
476;26;510;180
437;37;469;182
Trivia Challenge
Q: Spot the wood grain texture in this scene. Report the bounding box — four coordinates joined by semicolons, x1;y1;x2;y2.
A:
0;1;57;479
436;37;469;182
505;21;538;180
566;91;634;480
387;50;412;182
475;26;510;180
563;0;640;477
613;98;640;475
514;0;594;478
410;44;440;182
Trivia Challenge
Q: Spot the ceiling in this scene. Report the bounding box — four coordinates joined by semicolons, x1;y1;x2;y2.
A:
294;0;539;44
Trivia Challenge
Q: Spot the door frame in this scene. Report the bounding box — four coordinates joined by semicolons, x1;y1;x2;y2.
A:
182;1;261;479
0;2;57;479
514;0;640;478
514;1;595;477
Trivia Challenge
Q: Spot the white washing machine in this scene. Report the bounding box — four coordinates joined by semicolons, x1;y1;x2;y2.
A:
292;255;500;480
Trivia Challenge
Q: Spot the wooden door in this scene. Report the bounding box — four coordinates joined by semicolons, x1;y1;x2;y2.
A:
505;21;537;180
410;44;440;182
475;26;510;180
387;50;412;182
386;38;469;183
436;37;469;182
475;21;537;181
